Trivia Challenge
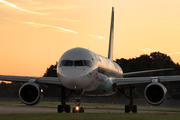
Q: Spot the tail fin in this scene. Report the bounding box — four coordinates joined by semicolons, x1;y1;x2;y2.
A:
108;7;114;61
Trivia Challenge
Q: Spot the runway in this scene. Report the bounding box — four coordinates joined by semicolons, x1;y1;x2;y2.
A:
0;106;178;114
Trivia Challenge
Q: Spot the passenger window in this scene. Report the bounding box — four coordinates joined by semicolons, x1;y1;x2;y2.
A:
64;60;73;66
83;60;92;67
74;60;84;66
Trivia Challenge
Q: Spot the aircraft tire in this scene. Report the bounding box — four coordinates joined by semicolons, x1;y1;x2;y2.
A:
72;107;75;113
65;105;71;113
132;105;137;113
57;105;63;113
125;105;130;113
80;107;84;113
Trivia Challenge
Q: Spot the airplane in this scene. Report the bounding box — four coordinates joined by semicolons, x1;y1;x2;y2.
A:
1;7;180;113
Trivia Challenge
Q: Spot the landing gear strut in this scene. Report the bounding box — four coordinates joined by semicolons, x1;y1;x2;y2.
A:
57;87;71;113
57;88;84;113
119;87;137;113
72;90;84;113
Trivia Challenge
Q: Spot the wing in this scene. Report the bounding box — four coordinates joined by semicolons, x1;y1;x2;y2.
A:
0;75;62;86
112;75;180;89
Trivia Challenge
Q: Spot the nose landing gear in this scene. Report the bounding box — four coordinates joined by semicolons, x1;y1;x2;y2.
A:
72;90;84;113
72;106;84;113
57;87;84;113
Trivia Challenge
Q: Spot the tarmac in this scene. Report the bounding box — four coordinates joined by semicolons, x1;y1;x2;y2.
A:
0;106;178;114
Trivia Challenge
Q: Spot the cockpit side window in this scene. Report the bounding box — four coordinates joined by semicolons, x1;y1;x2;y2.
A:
83;60;92;67
59;60;66;67
64;60;73;66
74;60;84;66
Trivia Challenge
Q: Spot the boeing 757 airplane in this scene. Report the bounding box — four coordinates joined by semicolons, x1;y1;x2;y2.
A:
1;7;180;113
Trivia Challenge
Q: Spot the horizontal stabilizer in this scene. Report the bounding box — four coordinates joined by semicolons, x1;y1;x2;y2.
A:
123;68;173;77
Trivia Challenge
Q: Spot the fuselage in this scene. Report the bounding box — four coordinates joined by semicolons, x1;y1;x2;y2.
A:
57;47;123;96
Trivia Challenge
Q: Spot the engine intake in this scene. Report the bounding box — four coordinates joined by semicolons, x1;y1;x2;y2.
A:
144;82;167;106
19;82;42;106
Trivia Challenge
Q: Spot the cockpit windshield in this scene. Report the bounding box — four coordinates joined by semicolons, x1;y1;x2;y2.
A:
59;60;92;67
74;60;84;66
64;60;73;66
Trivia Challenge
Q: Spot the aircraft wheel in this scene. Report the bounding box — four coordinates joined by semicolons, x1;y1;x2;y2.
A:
132;105;137;113
57;105;63;113
65;105;71;113
80;107;84;113
125;105;130;113
72;107;77;113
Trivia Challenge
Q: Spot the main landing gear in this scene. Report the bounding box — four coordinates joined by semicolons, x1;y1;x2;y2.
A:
57;87;84;113
57;87;71;113
118;87;137;113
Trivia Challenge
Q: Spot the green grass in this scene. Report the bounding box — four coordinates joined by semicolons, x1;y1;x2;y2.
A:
0;101;180;112
0;102;180;120
0;113;180;120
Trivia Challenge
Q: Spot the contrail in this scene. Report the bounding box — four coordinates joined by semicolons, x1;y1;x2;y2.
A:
146;48;157;52
0;0;45;15
140;48;180;55
24;22;78;34
139;49;147;52
168;52;180;55
89;34;105;39
139;48;157;52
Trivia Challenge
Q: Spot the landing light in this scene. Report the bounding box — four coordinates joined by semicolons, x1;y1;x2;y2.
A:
76;106;79;111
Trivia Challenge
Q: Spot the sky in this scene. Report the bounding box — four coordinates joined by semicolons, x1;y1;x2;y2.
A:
0;0;180;77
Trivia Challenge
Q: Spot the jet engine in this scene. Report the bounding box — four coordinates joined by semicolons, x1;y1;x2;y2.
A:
19;82;43;106
144;82;167;106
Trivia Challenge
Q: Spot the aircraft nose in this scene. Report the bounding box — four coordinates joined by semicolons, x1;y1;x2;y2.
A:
59;68;87;89
63;68;83;79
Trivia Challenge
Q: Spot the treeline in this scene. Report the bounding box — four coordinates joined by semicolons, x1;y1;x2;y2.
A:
1;52;180;99
116;52;180;99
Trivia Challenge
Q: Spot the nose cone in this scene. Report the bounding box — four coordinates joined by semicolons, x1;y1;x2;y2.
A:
62;68;83;79
59;68;89;89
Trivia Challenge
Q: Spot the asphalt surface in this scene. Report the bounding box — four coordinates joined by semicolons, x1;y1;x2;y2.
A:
0;106;178;114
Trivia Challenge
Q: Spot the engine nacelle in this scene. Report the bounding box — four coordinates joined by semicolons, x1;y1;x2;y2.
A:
19;82;43;106
144;82;167;106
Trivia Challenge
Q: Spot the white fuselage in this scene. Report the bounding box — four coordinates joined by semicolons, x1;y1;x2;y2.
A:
57;47;123;96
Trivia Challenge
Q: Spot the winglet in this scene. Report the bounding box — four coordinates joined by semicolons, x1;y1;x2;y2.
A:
108;7;114;61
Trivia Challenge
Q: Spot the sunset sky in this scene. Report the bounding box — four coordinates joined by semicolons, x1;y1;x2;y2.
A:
1;0;180;77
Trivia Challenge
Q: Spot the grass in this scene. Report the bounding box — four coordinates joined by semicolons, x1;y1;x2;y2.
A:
0;102;180;120
0;101;180;112
1;113;180;120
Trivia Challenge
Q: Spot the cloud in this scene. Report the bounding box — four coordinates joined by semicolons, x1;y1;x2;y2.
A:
89;35;105;39
48;17;82;23
24;22;78;34
0;0;45;15
35;5;86;11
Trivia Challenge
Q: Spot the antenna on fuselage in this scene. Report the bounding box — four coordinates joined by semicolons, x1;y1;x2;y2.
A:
108;7;114;61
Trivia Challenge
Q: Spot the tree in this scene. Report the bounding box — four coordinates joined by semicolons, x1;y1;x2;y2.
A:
115;52;180;99
43;62;58;77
